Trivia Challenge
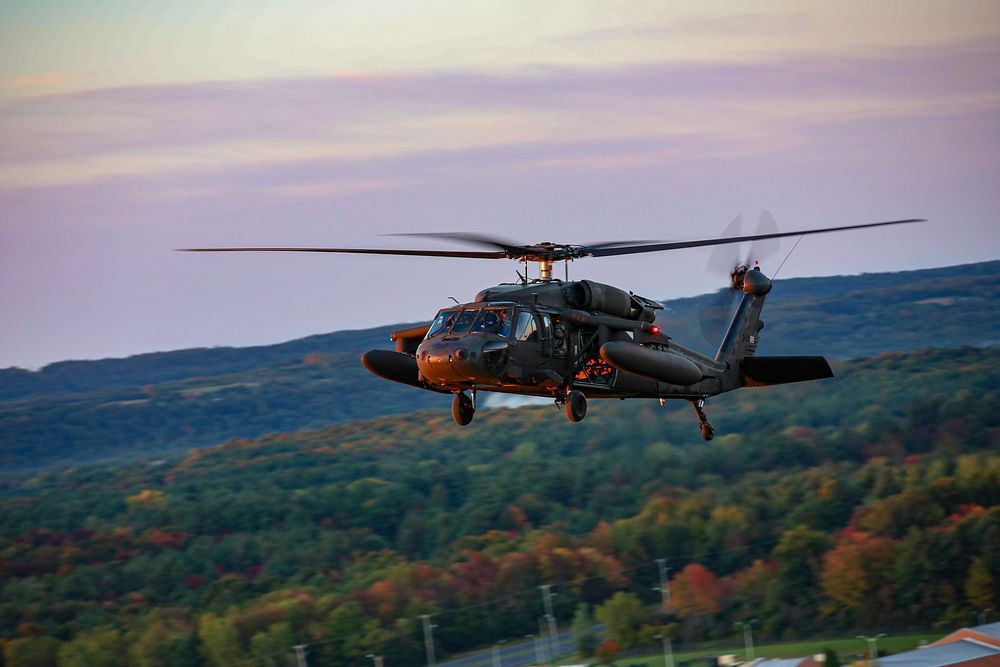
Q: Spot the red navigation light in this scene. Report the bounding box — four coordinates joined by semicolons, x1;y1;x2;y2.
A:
650;325;661;335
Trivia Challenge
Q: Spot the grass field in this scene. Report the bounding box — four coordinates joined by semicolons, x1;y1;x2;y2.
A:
606;632;943;666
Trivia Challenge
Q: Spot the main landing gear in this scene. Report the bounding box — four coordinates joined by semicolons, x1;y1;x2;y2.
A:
452;391;475;425
691;398;714;441
564;390;587;423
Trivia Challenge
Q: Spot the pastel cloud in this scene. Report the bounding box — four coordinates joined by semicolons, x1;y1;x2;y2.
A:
1;38;997;194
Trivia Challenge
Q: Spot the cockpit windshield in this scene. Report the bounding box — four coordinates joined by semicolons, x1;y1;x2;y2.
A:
450;308;481;334
425;306;515;338
426;309;459;338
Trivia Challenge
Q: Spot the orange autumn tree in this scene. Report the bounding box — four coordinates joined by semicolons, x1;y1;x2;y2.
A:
669;563;724;618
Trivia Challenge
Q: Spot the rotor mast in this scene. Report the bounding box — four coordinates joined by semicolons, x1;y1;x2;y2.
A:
538;257;554;281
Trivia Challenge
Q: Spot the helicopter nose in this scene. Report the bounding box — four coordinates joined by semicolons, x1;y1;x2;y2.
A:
416;338;491;384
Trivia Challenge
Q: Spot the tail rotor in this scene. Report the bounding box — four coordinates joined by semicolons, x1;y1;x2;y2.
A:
699;210;780;344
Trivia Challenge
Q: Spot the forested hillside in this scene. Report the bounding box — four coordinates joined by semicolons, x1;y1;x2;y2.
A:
2;261;998;469
665;259;1000;357
1;347;998;666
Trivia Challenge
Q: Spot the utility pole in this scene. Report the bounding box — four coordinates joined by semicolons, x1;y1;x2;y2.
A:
526;634;542;666
857;633;886;659
292;644;308;667
736;619;757;661
654;633;674;667
421;614;437;667
538;618;549;665
492;639;506;667
540;585;558;664
366;654;384;667
979;608;993;626
654;559;672;609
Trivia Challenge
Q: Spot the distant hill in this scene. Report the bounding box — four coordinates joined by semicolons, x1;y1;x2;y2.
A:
0;325;408;401
1;260;997;469
664;260;1000;358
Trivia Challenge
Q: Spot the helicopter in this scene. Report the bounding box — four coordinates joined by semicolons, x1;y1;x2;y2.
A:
182;217;922;440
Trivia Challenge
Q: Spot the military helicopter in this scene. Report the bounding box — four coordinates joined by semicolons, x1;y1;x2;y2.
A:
182;217;922;440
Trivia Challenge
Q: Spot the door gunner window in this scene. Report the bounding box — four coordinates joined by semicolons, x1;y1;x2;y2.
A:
451;308;480;334
514;311;539;342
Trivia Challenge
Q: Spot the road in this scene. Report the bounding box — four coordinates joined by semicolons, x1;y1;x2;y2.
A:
438;626;602;667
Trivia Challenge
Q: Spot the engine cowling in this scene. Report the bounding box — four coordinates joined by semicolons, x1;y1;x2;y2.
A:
565;280;637;318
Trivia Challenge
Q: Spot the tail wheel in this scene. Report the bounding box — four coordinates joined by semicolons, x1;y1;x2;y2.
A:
565;390;587;423
452;392;474;426
700;423;715;441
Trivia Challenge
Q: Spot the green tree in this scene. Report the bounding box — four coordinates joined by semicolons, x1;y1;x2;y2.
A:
966;557;995;610
249;622;293;667
595;592;647;649
198;613;242;667
129;617;199;667
57;629;124;667
767;527;832;632
571;603;598;656
4;637;60;667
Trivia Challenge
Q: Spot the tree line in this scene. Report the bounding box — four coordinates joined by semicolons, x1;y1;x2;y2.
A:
0;346;998;666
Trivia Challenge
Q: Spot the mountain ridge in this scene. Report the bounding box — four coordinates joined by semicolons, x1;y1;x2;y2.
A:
2;259;997;469
4;260;997;401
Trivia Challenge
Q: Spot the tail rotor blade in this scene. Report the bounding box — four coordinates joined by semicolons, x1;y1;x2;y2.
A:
707;214;744;276
701;214;745;345
747;209;780;266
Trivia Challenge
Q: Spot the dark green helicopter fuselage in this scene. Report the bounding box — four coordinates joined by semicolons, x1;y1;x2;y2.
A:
362;268;832;437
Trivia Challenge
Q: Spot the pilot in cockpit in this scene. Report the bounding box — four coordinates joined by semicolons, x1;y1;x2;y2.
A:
473;308;512;337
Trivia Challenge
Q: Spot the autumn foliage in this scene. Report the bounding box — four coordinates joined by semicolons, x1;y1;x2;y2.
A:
0;347;999;666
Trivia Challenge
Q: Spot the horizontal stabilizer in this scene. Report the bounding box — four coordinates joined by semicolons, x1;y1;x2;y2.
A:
741;356;833;387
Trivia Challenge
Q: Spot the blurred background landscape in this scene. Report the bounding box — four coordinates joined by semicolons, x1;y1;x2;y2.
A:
1;260;998;666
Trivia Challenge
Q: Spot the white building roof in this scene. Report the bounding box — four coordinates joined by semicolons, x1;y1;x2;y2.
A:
973;621;1000;640
877;639;999;666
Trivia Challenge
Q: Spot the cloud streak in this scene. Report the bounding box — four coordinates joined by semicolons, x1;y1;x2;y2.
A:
1;38;997;192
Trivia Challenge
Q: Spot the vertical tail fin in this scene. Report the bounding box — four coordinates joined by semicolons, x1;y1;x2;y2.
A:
714;267;835;389
714;267;770;366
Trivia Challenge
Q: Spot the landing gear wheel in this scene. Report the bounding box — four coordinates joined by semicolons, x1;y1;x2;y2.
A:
700;423;715;441
452;392;474;426
565;390;587;423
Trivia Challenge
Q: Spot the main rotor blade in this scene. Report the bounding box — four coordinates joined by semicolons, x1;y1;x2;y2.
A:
393;233;680;255
387;232;522;253
588;218;925;258
584;239;669;250
177;247;506;259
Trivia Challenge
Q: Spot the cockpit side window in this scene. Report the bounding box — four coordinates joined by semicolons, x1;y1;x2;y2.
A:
514;311;539;342
450;308;481;334
426;310;459;338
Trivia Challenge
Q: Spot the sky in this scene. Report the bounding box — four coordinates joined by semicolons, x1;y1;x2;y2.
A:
1;0;998;369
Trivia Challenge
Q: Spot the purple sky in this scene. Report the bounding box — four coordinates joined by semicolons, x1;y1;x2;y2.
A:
1;4;999;369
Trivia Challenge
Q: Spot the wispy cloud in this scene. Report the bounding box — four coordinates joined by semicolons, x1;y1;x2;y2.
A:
554;13;810;44
5;73;73;88
1;38;997;195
